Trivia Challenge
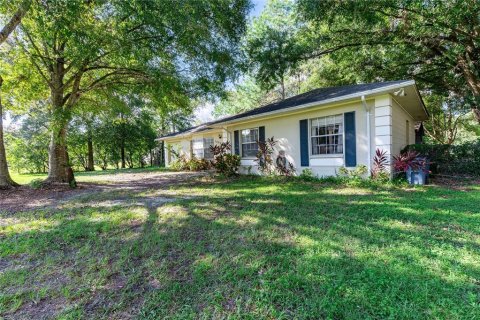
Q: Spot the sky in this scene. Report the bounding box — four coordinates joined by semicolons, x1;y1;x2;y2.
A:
194;0;267;124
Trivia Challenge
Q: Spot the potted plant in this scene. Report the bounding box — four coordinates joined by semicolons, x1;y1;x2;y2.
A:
392;151;429;185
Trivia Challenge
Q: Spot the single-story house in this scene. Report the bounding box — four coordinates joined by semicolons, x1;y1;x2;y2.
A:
157;80;429;177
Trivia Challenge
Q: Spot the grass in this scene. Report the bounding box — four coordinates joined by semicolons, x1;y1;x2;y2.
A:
1;174;479;319
9;166;169;185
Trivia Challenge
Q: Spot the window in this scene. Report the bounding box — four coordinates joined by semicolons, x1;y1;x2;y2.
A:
192;138;204;158
241;128;258;157
192;137;215;159
203;138;214;159
311;114;343;155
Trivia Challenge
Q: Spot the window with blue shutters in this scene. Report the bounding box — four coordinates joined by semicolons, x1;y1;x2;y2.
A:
344;112;357;167
300;119;309;166
241;128;259;157
310;114;344;155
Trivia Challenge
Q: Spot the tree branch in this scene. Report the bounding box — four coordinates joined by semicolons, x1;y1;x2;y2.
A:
0;0;30;45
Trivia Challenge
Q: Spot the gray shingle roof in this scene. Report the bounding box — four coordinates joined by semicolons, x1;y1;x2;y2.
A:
159;80;411;139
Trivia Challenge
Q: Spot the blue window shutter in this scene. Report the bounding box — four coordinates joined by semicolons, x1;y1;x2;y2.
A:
259;126;265;143
299;119;309;166
234;130;240;155
344;112;357;167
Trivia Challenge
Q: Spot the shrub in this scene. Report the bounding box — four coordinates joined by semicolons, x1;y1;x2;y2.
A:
392;150;427;173
338;165;368;179
255;137;296;176
170;154;189;171
299;168;316;181
402;144;450;174
371;148;389;180
210;142;240;177
255;137;276;174
171;156;211;172
187;158;211;171
214;154;240;177
404;141;480;176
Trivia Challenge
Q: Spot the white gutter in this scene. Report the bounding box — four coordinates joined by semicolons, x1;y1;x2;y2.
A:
361;95;372;175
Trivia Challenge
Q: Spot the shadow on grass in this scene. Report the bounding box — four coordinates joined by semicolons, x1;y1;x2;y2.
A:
74;166;172;177
1;177;479;318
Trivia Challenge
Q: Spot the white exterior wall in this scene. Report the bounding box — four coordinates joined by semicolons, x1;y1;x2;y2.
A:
226;101;368;177
164;139;190;166
391;98;416;156
163;94;419;177
373;95;393;163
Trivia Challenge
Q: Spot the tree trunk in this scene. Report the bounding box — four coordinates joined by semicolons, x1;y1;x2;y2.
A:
45;56;76;184
0;0;28;189
0;0;30;45
46;86;74;183
458;55;480;123
473;108;480;123
280;74;285;100
160;141;165;167
47;125;70;182
86;133;94;171
120;143;126;168
0;78;19;188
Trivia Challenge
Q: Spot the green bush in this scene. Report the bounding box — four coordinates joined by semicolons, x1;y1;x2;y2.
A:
338;165;368;179
214;154;240;177
210;142;241;177
170;155;188;171
299;168;316;181
171;156;212;172
188;158;211;171
403;141;480;176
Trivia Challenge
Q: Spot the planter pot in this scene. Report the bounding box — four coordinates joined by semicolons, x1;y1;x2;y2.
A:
406;157;429;185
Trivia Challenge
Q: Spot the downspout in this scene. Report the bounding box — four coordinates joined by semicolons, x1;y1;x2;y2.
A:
361;95;371;174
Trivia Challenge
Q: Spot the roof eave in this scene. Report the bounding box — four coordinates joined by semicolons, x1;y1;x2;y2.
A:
209;80;416;128
157;80;422;140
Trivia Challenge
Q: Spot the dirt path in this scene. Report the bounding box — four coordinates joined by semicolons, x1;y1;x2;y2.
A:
0;171;209;213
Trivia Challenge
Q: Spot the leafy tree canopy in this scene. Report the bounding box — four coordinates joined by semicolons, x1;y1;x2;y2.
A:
296;0;480;122
3;0;250;182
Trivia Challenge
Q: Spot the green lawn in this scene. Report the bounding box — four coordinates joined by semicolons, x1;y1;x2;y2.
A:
9;166;169;184
1;175;479;319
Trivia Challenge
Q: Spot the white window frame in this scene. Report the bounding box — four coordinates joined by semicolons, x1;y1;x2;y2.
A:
241;127;259;158
192;138;204;159
203;137;214;159
309;114;345;158
192;137;215;159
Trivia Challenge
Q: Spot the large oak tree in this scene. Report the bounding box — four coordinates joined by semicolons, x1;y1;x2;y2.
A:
11;0;249;183
297;0;480;122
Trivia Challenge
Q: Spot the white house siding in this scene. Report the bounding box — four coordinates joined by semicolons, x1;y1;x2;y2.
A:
163;94;418;178
391;98;416;156
226;101;369;177
164;139;190;167
373;95;393;163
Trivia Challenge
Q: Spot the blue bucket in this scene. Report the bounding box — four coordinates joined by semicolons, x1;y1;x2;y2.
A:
406;157;429;185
